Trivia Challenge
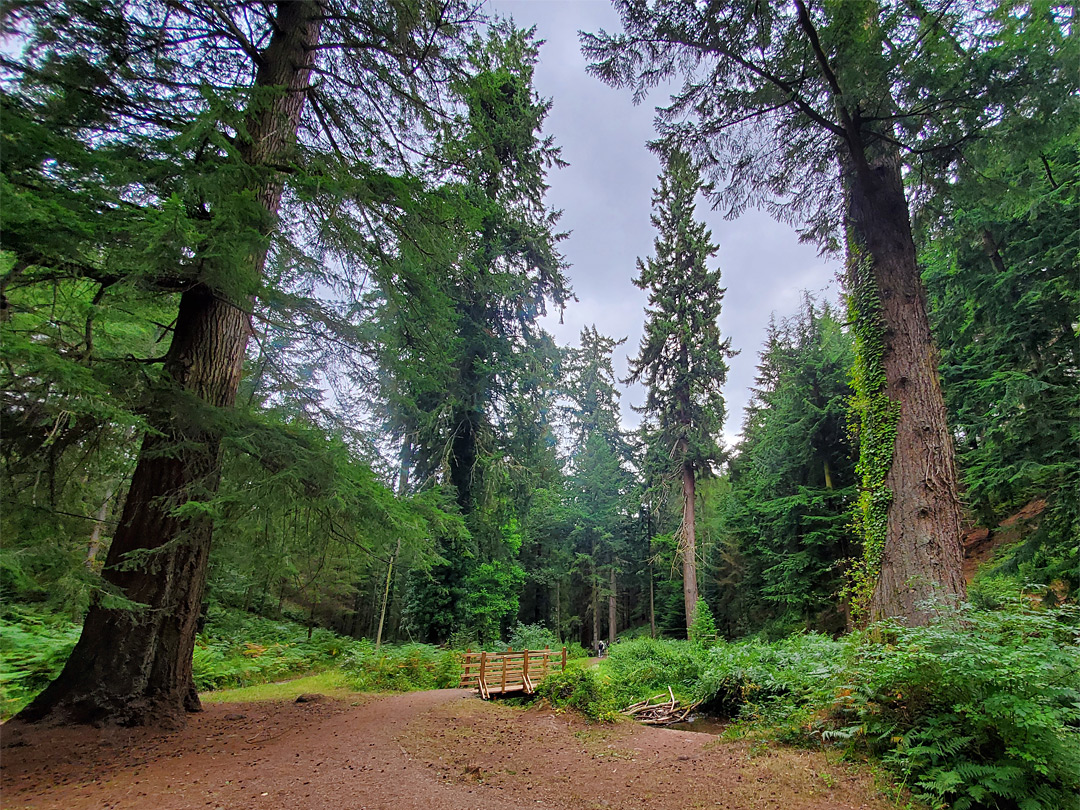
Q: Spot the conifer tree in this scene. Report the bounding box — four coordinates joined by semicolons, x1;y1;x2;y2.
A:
564;326;632;646
727;296;857;633
626;150;734;635
3;0;478;726
389;23;571;643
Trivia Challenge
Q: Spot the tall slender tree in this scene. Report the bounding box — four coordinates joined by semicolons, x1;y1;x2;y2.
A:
388;23;571;643
625;150;733;635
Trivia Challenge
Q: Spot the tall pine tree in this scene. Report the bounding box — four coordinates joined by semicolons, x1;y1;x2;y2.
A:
626;150;734;635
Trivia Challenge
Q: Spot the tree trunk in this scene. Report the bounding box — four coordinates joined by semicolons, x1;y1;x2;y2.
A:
18;2;323;727
680;457;698;635
590;538;599;652
608;565;617;645
84;484;115;567
845;151;965;625
648;559;656;639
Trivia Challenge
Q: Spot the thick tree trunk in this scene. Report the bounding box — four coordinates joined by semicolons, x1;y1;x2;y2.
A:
845;152;965;625
18;3;323;727
680;458;698;635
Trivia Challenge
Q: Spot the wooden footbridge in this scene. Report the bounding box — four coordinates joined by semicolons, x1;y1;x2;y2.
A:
459;648;567;698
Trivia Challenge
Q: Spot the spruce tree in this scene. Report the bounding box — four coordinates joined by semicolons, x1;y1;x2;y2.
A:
626;149;734;635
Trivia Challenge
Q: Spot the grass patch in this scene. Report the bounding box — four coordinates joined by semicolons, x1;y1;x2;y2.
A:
199;669;356;704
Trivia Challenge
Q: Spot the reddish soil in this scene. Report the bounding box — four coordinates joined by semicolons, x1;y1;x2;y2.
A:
2;690;897;810
961;497;1047;583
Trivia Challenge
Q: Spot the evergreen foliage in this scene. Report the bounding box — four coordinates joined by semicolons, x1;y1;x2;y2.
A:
724;297;856;635
626;149;734;633
920;65;1079;598
626;150;732;476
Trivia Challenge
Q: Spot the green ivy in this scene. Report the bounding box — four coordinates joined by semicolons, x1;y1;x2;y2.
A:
844;244;900;622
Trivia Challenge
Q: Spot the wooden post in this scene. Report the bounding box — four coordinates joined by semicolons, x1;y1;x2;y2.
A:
523;648;530;692
479;651;487;699
561;646;567;671
501;654;508;693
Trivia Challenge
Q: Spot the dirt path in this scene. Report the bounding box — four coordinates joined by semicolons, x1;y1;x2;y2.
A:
1;690;896;810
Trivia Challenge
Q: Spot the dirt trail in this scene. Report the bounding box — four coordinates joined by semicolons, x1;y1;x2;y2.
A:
1;689;895;810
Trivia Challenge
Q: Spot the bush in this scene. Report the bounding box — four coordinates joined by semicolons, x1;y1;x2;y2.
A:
535;663;617;721
829;602;1080;810
0;608;80;717
191;606;362;691
697;632;844;721
601;637;707;707
507;622;560;652
341;643;460;692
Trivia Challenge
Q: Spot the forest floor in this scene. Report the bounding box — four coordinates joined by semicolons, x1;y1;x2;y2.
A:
1;689;903;810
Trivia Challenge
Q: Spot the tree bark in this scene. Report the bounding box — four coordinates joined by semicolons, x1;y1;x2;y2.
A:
648;559;656;639
608;564;617;645
845;151;965;625
18;2;324;727
680;457;698;635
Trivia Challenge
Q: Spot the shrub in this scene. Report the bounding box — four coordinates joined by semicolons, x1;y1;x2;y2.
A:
601;637;707;707
341;643;460;692
829;602;1080;810
508;622;560;652
0;609;80;717
565;641;590;660
697;632;843;721
535;663;617;721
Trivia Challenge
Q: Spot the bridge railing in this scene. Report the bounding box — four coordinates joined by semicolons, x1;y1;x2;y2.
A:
458;647;567;699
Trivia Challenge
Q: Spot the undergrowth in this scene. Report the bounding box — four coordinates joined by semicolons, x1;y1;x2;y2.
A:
534;662;617;722
1;604;462;715
341;643;460;692
0;607;81;717
600;599;1079;810
192;605;362;691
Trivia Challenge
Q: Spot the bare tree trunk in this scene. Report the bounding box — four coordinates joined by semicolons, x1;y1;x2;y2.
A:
680;458;698;635
85;484;115;567
19;2;324;727
590;538;599;652
845;151;965;625
608;565;617;645
649;559;656;639
375;538;400;650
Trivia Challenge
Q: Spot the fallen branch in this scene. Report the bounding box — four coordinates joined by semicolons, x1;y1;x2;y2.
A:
621;688;702;726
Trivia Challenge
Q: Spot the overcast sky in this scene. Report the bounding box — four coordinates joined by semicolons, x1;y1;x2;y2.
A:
488;0;842;446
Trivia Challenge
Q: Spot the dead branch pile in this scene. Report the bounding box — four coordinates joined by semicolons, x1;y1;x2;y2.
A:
622;686;701;725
